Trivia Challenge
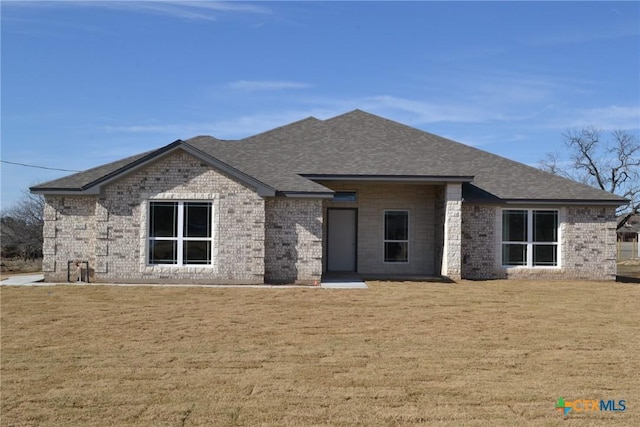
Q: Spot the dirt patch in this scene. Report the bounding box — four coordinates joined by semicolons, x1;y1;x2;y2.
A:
2;280;638;426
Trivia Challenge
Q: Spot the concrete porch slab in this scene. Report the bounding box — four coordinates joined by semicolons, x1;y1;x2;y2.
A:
361;274;455;283
321;272;368;289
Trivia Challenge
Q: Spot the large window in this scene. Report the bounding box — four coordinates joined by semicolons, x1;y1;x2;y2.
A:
148;201;213;266
384;210;409;263
502;209;558;267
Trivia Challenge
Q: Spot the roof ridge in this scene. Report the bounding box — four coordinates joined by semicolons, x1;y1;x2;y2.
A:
322;108;379;123
184;135;223;141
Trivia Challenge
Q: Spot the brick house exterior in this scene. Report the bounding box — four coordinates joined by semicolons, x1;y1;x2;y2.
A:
32;111;625;283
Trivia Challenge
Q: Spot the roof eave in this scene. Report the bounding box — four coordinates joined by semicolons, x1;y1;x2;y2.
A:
30;187;101;195
501;198;628;206
302;174;474;183
275;191;335;199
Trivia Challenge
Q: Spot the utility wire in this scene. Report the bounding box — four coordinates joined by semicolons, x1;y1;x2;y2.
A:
0;160;81;173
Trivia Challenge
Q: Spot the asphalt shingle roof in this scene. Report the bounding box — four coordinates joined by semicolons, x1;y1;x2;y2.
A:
31;149;156;191
32;110;627;204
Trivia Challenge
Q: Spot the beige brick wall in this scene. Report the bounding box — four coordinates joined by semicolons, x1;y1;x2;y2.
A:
42;197;96;278
264;198;323;283
554;206;616;280
461;204;618;280
43;150;265;284
321;182;438;276
461;204;499;280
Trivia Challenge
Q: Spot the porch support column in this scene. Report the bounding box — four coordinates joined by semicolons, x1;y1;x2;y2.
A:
441;183;462;279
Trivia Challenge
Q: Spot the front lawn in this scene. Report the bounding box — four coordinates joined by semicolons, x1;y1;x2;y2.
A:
1;280;638;426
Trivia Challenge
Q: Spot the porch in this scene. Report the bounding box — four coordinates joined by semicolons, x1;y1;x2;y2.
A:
318;181;462;279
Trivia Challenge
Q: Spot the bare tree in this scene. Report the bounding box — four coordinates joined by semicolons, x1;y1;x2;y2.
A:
1;191;45;260
539;127;640;213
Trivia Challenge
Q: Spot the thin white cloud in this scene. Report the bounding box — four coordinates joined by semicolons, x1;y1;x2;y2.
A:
102;108;338;139
228;80;313;91
103;124;187;134
99;1;270;22
359;95;508;124
101;89;541;141
102;118;283;139
201;115;299;137
4;1;270;22
386;68;569;127
100;93;518;141
474;78;556;105
563;105;640;131
103;2;220;22
165;1;268;13
100;85;639;141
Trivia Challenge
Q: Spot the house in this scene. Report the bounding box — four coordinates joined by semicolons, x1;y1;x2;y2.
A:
617;213;639;260
31;110;627;284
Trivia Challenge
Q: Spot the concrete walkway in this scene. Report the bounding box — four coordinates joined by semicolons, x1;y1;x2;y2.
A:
0;274;368;289
1;274;45;285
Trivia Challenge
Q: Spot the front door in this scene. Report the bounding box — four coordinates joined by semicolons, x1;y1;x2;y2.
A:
327;208;357;272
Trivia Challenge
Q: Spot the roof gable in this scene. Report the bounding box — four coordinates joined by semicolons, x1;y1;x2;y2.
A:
31;140;278;197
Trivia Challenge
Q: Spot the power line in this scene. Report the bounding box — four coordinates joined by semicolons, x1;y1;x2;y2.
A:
0;160;81;173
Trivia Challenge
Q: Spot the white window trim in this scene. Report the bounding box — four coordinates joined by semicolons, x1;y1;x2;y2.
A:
383;209;410;264
139;193;219;272
500;208;561;269
148;201;214;267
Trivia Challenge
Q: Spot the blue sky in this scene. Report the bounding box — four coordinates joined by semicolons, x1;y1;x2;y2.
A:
2;0;639;209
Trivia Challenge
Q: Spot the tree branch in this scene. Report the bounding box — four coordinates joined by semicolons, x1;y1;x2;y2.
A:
541;127;640;214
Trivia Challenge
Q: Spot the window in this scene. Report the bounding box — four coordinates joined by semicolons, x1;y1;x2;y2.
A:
332;191;357;202
148;201;213;266
502;209;558;267
384;210;409;263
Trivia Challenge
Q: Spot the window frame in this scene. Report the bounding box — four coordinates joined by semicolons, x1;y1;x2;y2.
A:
501;208;560;268
147;200;214;267
331;191;358;202
383;209;410;264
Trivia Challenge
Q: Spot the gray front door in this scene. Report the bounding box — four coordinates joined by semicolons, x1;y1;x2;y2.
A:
327;208;357;272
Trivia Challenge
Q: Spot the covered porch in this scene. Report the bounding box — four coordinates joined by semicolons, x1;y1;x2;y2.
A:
317;180;463;280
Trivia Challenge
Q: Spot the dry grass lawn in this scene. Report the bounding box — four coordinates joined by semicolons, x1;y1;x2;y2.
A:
618;258;640;280
0;258;42;278
2;280;639;426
